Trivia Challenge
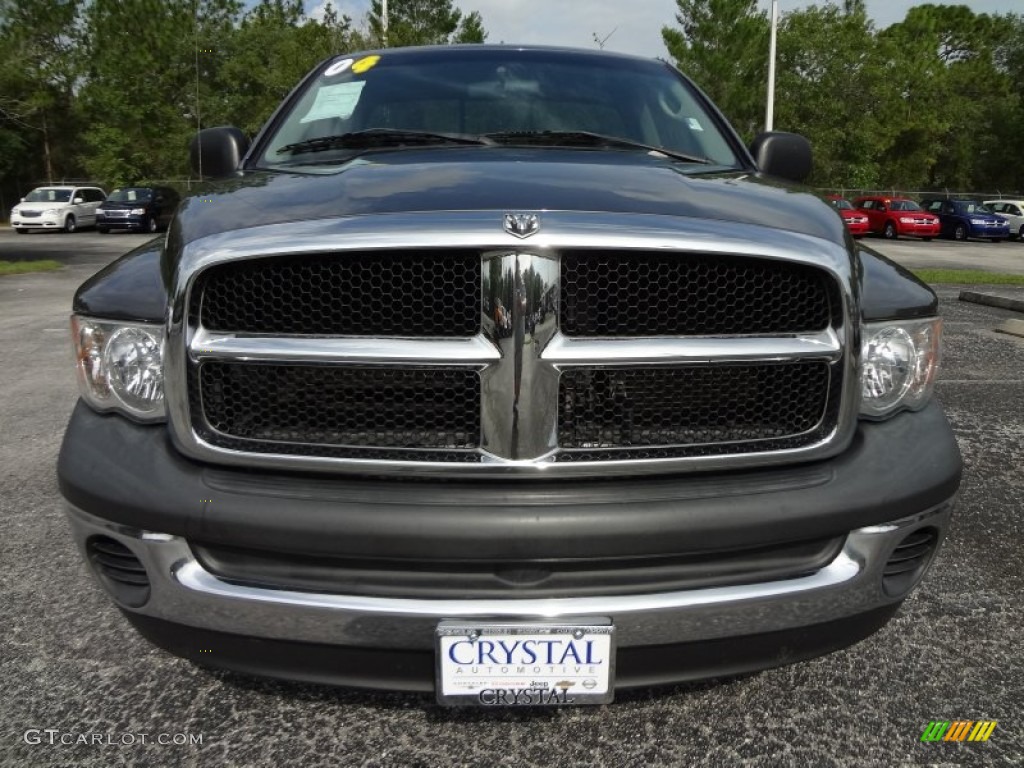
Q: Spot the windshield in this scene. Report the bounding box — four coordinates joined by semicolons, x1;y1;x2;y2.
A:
107;188;152;202
890;200;922;212
24;188;71;203
966;202;993;214
260;49;740;170
830;198;853;210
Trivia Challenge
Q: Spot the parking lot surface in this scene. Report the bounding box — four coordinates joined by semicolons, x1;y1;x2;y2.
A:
0;236;1021;767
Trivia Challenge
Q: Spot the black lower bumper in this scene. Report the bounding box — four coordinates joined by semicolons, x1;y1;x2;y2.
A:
58;401;962;561
125;604;901;694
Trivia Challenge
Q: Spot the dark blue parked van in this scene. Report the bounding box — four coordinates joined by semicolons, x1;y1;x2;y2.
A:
920;198;1010;242
96;186;180;234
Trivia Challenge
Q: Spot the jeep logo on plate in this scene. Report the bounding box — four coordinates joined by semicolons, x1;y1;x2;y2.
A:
503;213;540;238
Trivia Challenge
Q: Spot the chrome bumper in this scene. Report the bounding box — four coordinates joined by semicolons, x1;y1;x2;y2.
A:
64;501;952;650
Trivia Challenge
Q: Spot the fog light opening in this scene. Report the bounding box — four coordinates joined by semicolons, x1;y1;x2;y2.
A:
881;527;939;597
86;536;151;608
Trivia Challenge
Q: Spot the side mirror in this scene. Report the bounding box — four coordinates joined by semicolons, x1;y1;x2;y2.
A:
749;131;812;183
73;197;83;204
190;126;249;178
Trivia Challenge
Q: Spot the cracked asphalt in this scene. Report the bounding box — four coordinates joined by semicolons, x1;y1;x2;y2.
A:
0;234;1021;767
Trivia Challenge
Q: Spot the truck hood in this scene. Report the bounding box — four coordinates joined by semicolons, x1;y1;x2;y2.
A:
173;147;846;246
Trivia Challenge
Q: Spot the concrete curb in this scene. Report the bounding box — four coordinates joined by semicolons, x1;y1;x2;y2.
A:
995;319;1024;338
959;290;1024;314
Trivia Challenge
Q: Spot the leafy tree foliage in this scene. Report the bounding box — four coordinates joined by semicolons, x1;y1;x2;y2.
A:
1;0;1023;206
0;0;486;202
773;3;897;188
0;0;85;191
664;0;1024;193
662;0;769;139
367;0;486;47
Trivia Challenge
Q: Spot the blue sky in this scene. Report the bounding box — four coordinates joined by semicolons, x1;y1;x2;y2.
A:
308;1;1021;58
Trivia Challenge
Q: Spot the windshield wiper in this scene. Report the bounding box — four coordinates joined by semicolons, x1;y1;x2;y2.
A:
483;130;711;164
277;128;494;155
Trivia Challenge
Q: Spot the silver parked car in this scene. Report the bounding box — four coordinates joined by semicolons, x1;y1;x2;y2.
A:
984;200;1024;241
10;185;107;233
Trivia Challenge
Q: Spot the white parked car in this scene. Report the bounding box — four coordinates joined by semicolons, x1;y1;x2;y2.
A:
984;200;1024;241
10;185;107;233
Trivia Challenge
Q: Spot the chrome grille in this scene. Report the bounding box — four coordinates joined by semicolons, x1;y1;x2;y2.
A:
172;212;854;477
557;363;842;461
193;363;480;461
559;363;830;448
560;251;837;336
194;250;481;336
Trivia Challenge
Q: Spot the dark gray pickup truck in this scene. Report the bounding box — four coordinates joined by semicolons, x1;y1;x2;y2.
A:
58;45;961;707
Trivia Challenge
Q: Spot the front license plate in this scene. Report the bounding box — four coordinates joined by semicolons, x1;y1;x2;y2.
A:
436;620;615;707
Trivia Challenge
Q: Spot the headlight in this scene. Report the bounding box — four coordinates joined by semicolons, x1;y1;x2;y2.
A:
970;218;985;225
70;316;165;421
899;217;915;224
130;208;146;215
95;208;106;214
860;318;942;419
43;208;59;215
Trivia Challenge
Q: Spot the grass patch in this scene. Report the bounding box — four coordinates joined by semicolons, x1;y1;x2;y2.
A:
0;259;63;276
912;269;1024;286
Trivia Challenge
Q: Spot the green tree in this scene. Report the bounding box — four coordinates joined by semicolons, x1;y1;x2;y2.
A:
77;0;241;184
985;13;1024;191
774;2;896;188
662;0;768;139
213;0;356;136
878;4;1010;190
0;0;85;185
367;0;487;48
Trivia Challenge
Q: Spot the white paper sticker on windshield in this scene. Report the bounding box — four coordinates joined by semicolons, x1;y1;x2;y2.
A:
300;81;366;123
323;57;353;77
687;117;704;132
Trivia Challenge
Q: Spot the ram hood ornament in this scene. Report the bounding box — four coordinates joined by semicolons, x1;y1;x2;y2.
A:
503;212;540;238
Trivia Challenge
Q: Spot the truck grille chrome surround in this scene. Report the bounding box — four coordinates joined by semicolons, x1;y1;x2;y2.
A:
165;212;859;478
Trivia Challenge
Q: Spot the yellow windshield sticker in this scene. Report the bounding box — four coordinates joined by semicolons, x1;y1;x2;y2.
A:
352;55;381;74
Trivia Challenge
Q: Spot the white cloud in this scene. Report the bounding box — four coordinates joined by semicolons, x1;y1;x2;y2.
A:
307;0;372;24
459;0;677;57
304;0;1021;58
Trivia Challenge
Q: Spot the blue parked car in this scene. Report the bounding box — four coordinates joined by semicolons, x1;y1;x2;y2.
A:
920;198;1010;242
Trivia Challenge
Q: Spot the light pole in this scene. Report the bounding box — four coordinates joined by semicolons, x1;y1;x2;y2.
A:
382;0;389;46
765;0;778;131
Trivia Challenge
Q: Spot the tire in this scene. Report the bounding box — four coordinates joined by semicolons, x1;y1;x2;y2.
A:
953;223;967;241
146;216;158;234
15;227;27;234
1018;225;1024;241
63;215;76;233
883;221;898;239
97;227;109;234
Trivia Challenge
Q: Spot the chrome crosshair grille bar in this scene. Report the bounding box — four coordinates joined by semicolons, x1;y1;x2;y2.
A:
165;211;860;478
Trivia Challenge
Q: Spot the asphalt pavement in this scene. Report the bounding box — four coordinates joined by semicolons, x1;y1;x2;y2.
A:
0;234;1021;767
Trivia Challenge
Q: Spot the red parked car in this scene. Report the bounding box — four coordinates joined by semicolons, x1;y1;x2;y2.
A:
853;196;940;240
826;195;869;238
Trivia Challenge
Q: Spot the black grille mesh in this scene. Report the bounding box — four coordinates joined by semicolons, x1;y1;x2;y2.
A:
195;363;480;459
558;363;832;456
195;250;480;336
560;251;836;336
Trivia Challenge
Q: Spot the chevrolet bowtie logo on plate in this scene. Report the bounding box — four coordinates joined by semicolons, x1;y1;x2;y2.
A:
503;213;540;238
